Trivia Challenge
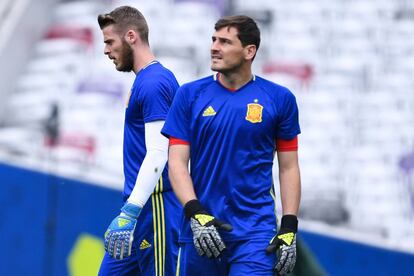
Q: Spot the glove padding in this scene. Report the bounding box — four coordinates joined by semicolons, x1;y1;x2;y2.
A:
104;202;141;260
185;199;233;258
266;215;298;275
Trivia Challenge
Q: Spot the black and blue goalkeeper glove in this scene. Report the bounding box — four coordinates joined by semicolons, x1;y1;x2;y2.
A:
184;199;233;258
104;202;141;260
266;215;298;275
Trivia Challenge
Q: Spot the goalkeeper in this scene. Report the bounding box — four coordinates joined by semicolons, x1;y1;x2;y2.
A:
97;6;180;276
162;15;301;276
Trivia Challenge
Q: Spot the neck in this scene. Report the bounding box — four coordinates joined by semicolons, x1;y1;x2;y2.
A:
218;67;253;90
133;45;156;73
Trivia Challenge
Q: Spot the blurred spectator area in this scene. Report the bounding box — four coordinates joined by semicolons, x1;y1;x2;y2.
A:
0;0;414;250
0;0;60;118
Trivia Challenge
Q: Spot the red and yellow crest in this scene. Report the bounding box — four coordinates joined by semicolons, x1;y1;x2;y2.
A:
245;103;263;123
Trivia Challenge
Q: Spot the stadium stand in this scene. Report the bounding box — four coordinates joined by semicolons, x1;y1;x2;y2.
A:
0;0;414;275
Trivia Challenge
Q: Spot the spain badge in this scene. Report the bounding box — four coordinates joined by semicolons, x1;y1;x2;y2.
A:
245;101;263;123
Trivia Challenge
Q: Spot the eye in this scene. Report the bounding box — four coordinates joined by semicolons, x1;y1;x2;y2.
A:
104;39;114;46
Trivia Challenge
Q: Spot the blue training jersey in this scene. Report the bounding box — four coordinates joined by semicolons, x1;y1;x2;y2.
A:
123;61;179;199
161;73;300;242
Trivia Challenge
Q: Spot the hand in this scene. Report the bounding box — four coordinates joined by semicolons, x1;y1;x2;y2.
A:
104;202;142;260
266;215;298;275
184;199;233;258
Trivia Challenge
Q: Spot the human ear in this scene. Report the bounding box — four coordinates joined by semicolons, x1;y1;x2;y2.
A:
244;45;257;60
125;30;137;45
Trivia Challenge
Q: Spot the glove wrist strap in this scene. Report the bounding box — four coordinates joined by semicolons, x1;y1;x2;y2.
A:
121;202;142;218
184;199;204;219
281;215;298;233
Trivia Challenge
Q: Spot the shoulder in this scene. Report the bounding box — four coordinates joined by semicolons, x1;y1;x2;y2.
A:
180;75;215;91
142;63;177;85
173;75;215;106
151;62;177;79
135;68;177;97
254;76;293;96
254;75;297;105
178;75;216;99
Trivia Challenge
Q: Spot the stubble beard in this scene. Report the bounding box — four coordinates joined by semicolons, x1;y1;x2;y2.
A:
211;58;244;75
117;39;134;72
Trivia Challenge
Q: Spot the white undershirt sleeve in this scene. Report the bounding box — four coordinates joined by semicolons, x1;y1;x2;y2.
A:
127;120;169;207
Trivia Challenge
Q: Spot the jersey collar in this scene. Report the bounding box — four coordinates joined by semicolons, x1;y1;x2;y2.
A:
136;60;158;75
213;73;256;92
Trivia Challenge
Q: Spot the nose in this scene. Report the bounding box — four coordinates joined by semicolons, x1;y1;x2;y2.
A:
211;40;219;52
104;45;110;55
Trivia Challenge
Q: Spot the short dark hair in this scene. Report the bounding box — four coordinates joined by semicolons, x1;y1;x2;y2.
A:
215;15;260;50
97;6;149;44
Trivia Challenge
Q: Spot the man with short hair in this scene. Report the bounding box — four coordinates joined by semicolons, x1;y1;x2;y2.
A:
97;6;180;276
162;15;301;275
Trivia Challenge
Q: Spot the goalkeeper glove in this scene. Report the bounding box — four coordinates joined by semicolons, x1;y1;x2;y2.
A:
266;215;298;275
184;199;233;258
104;202;141;260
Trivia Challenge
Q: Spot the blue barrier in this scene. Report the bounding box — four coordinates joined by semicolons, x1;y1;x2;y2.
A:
0;162;121;276
0;163;49;276
1;162;414;275
52;175;122;275
300;230;414;276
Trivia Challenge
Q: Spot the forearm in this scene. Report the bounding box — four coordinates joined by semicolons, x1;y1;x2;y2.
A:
128;149;167;206
128;121;168;207
168;145;197;206
279;165;301;216
277;150;301;216
271;162;300;275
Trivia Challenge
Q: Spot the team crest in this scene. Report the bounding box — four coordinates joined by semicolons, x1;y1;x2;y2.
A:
245;103;263;123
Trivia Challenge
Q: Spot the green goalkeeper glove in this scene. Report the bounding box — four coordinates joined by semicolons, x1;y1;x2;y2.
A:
184;199;233;258
266;215;298;275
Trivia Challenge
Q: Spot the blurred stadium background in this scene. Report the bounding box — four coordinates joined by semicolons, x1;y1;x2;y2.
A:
1;0;414;275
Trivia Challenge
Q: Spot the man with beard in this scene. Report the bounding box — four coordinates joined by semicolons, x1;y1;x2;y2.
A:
162;15;301;275
97;6;180;276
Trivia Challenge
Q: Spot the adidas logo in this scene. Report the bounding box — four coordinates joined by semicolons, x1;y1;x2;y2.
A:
194;214;214;226
202;106;216;117
117;218;130;227
140;239;151;250
279;233;294;246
